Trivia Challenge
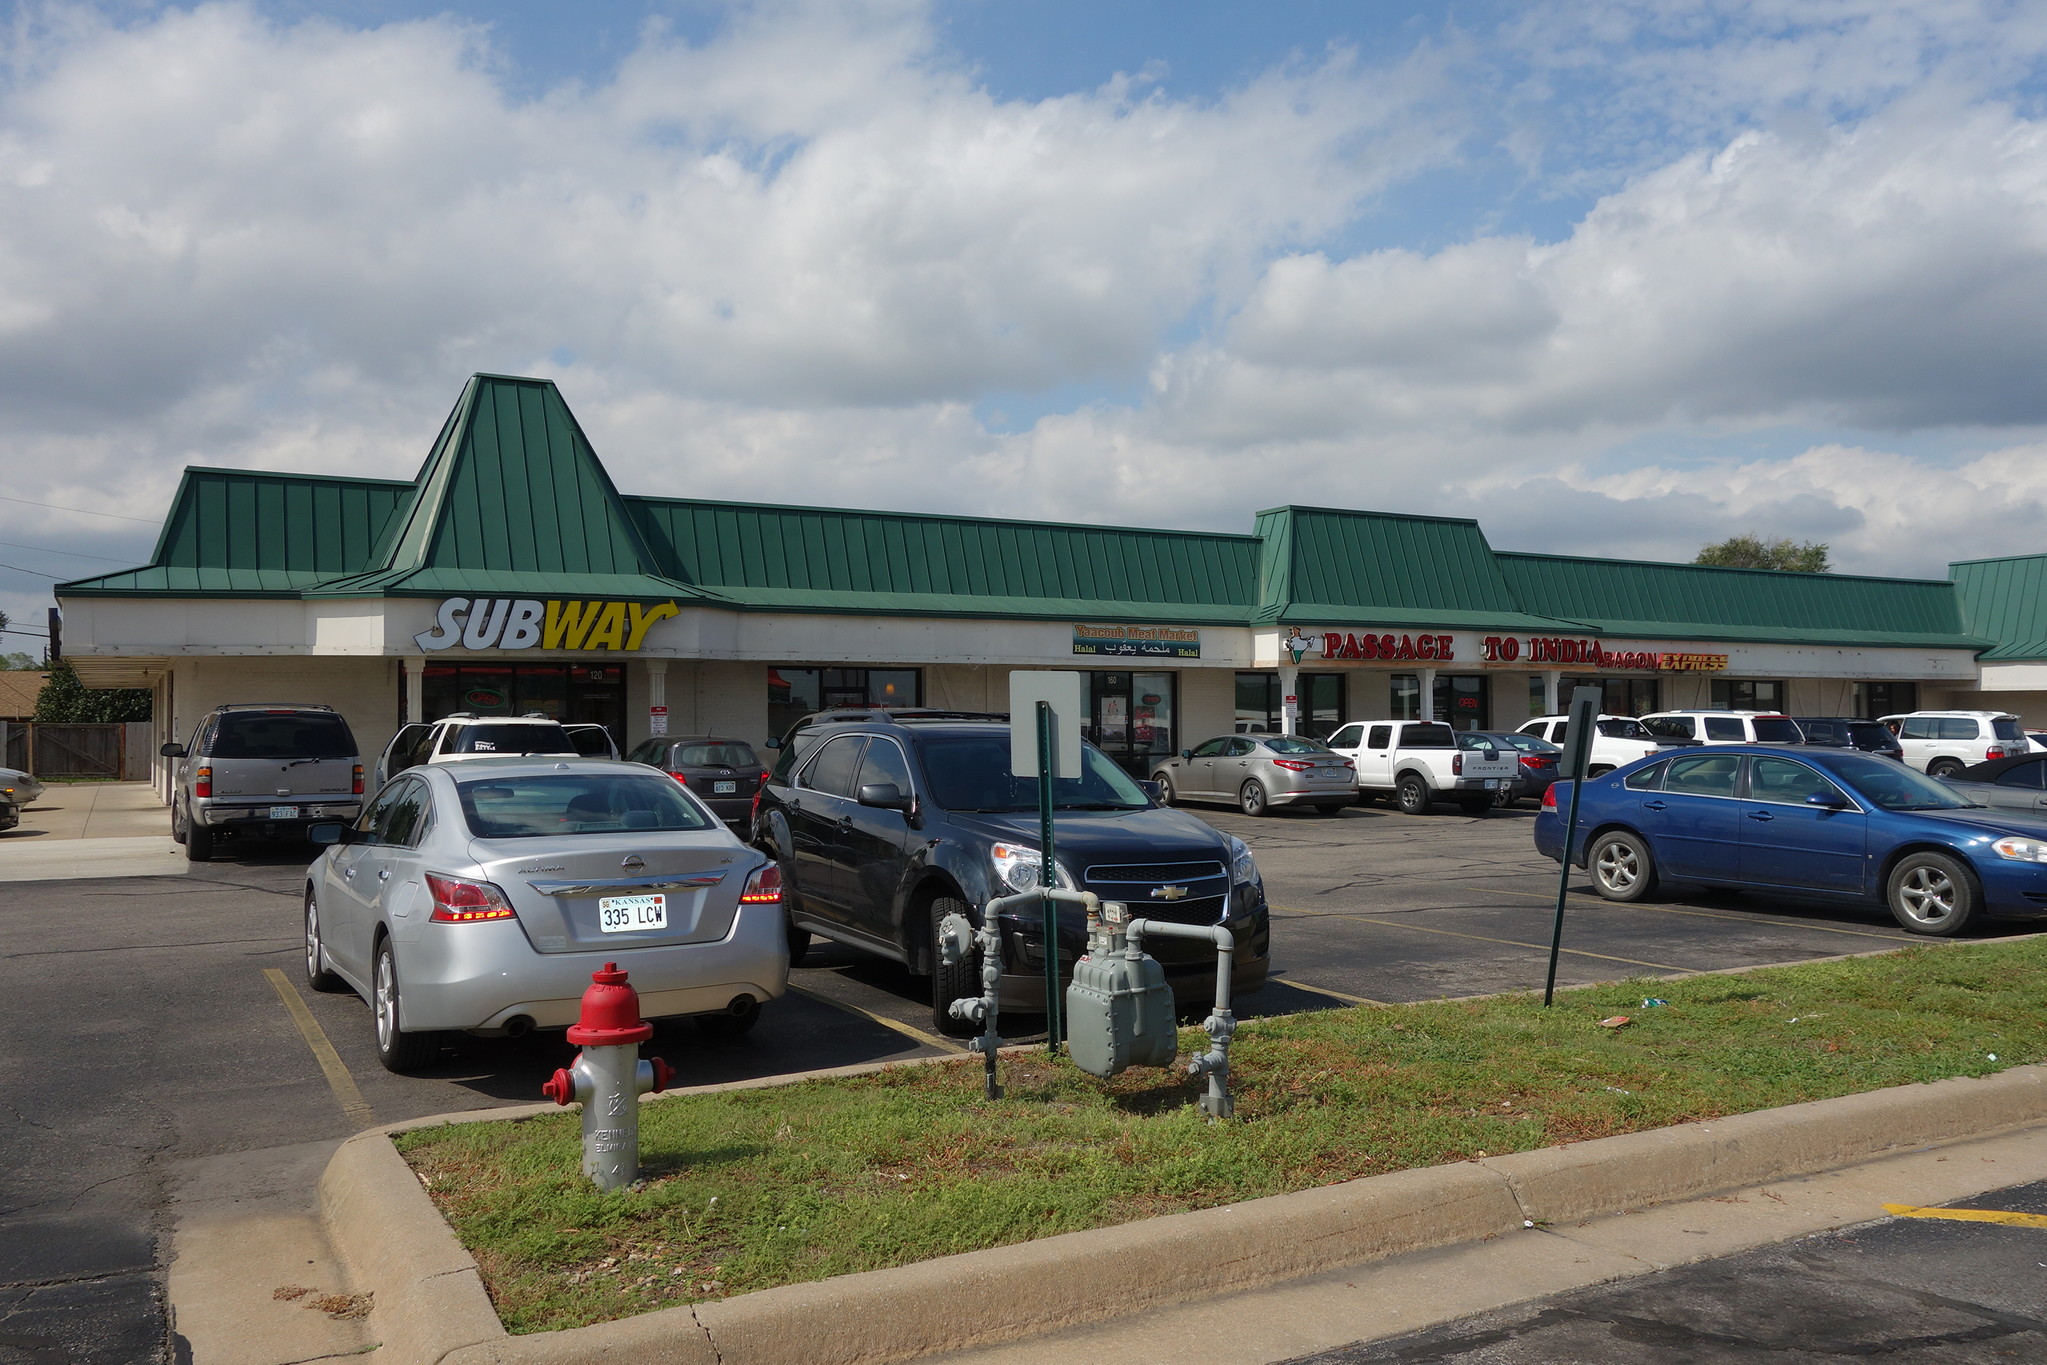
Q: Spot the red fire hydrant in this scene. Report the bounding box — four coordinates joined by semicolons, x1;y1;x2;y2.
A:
543;963;674;1190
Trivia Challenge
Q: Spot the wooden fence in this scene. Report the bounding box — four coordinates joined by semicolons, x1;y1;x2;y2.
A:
0;722;152;779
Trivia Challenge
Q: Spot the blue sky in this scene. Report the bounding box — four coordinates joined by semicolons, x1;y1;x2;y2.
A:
6;0;2047;643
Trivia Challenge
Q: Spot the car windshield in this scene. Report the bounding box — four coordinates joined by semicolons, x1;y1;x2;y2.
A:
456;773;715;838
1596;719;1652;739
919;735;1151;811
1263;736;1333;754
1830;753;1982;811
446;723;577;756
210;711;356;759
1752;718;1802;742
677;742;759;767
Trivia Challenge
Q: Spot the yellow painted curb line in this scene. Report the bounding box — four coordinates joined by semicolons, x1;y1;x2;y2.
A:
265;968;375;1130
1883;1202;2047;1228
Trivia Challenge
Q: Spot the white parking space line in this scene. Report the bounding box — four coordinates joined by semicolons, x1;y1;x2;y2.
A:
1275;905;1699;973
1276;978;1390;1007
1452;882;1918;941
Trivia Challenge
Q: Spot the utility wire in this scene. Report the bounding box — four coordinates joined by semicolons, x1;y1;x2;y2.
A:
0;538;135;562
0;492;157;524
0;562;61;578
0;625;50;638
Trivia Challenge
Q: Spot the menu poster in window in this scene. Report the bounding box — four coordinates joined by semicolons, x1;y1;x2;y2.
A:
1099;694;1129;744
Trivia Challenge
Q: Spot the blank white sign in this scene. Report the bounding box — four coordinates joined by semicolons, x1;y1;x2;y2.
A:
1009;671;1085;779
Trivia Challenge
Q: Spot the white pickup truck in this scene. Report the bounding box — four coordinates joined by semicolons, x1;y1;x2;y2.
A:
1324;720;1519;815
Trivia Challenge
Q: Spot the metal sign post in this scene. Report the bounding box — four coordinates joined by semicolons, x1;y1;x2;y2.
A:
1544;686;1603;1007
1010;672;1085;1053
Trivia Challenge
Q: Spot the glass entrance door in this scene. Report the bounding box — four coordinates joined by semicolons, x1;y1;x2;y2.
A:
1087;671;1177;776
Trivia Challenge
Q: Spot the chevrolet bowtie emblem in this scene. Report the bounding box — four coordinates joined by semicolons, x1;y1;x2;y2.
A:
1152;885;1190;901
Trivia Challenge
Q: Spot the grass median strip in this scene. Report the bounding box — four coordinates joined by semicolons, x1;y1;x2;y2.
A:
398;936;2047;1335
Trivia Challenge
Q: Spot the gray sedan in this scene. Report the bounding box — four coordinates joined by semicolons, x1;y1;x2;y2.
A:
0;767;44;808
302;758;789;1072
1152;735;1357;816
1938;752;2047;815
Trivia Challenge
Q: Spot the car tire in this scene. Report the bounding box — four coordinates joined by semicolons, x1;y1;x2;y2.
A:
1885;851;1979;936
303;887;346;993
170;802;187;846
1154;774;1178;806
1588;830;1658;902
372;938;442;1073
929;896;981;1038
1396;774;1431;815
1588;765;1615;778
184;817;214;863
777;861;811;966
1457;797;1492;816
1239;781;1270;817
1926;758;1965;779
696;996;762;1039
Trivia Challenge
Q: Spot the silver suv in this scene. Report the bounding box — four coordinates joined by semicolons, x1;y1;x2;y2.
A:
163;704;363;862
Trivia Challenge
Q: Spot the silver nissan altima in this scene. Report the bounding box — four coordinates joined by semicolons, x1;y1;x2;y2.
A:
302;757;788;1072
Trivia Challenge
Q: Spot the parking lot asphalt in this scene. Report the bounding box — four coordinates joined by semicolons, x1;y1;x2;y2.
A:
0;798;2032;1363
1290;1180;2047;1363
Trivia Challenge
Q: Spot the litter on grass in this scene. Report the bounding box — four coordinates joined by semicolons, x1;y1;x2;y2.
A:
1598;1016;1631;1028
1641;998;1669;1008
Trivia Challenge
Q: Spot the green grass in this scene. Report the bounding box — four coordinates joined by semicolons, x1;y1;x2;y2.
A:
398;937;2047;1334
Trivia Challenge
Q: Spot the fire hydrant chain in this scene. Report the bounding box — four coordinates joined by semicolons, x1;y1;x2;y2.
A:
542;962;673;1190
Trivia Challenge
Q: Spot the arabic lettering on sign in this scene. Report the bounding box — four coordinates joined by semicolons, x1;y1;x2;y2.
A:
413;597;679;652
1072;624;1201;659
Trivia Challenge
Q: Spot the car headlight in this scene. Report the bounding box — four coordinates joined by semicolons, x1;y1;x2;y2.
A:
991;843;1074;894
1225;833;1260;886
1993;836;2047;863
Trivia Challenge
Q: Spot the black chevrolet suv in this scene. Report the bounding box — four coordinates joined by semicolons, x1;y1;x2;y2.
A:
753;712;1270;1035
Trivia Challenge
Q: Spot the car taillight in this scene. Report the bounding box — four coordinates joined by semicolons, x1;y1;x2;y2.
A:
1519;755;1546;770
1452;752;1464;776
352;764;364;795
1542;785;1559;809
1271;758;1313;771
666;770;690;785
739;863;782;904
426;873;516;923
759;769;771;787
1986;747;2008;761
194;766;212;799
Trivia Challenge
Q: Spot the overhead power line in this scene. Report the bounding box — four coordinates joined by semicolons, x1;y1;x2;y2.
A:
0;538;134;562
0;562;61;578
0;492;158;524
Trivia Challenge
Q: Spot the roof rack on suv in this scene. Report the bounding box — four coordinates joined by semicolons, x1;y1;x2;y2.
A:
218;702;337;711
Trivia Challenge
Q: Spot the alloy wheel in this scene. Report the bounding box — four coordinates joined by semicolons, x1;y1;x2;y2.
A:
1896;865;1956;926
375;950;398;1050
1595;841;1639;894
305;900;321;979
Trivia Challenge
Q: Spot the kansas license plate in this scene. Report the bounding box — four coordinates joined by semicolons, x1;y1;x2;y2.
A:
1484;780;1502;790
268;805;300;819
714;780;737;794
598;893;667;933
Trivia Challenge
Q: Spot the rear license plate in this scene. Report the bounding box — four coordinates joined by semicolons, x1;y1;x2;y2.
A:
268;805;300;819
714;781;737;794
598;894;668;933
1483;780;1501;790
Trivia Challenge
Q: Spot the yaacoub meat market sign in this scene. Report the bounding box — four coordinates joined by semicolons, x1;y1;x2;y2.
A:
413;597;679;653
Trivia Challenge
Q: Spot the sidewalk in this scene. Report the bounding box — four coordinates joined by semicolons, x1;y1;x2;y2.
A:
0;782;182;881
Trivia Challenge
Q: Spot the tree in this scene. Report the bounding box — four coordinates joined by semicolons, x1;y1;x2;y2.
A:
1694;534;1832;573
32;659;152;723
0;652;38;671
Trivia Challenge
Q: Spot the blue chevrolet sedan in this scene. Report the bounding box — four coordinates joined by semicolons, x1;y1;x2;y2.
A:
1534;745;2047;936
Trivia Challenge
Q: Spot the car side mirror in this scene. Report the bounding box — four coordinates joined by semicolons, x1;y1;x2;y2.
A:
764;736;782;750
1138;779;1163;804
857;782;912;812
308;822;347;845
1806;791;1849;808
160;742;186;758
1180;749;1192;760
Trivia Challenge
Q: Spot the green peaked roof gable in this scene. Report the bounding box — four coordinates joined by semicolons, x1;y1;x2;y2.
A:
307;375;713;600
1952;554;2047;660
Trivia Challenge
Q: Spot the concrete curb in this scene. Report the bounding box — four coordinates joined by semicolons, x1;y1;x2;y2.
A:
326;1061;2047;1365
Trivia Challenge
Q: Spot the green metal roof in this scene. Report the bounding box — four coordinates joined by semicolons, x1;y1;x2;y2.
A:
1952;554;2047;660
1253;506;1582;630
58;467;416;597
51;373;2009;657
1497;552;1987;649
628;497;1255;621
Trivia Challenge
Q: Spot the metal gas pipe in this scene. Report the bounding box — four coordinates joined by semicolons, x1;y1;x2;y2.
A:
542;962;675;1190
1126;918;1238;1121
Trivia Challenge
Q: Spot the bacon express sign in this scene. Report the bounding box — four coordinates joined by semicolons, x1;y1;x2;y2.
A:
413;597;679;653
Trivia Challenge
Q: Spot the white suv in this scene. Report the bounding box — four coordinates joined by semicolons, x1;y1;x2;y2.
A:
374;714;617;786
1879;711;2027;777
1640;711;1803;746
1517;715;1662;776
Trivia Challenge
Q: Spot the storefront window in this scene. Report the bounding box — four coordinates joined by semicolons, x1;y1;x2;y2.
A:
1854;681;1918;719
1087;672;1178;775
420;663;624;745
766;667;923;740
1299;673;1345;739
1712;679;1785;711
1564;675;1660;718
1391;674;1488;728
1391;673;1421;720
1235;672;1279;733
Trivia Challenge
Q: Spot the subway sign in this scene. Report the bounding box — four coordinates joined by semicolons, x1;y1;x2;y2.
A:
413;597;679;653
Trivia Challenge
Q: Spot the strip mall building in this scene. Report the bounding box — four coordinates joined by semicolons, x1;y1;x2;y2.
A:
53;374;2047;794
